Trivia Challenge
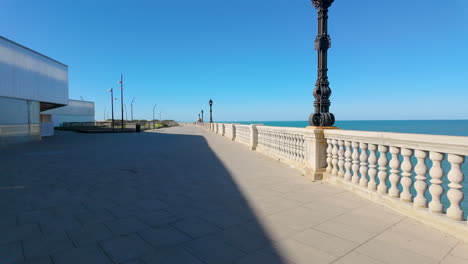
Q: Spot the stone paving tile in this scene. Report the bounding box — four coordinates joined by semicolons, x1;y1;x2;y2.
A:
39;217;82;234
234;249;293;264
76;210;115;225
67;223;114;247
355;238;439;264
0;241;23;263
333;252;385;264
141;246;203;264
17;256;54;264
370;218;458;261
52;244;113;264
216;224;273;253
183;235;246;264
198;208;255;230
100;234;153;263
292;228;358;257
269;238;337;264
440;255;468;264
18;209;54;225
171;217;221;238
139;225;192;248
137;210;180;227
313;219;389;244
0;224;42;245
0;213;17;228
23;232;74;260
105;217;149;236
449;242;468;260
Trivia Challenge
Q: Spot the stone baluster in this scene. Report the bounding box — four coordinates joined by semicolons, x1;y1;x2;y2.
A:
447;154;465;221
359;143;368;187
428;152;444;214
414;150;428;208
351;142;360;184
400;148;413;203
377;145;389;194
331;139;339;176
344;141;352;181
367;144;378;191
389;147;401;198
337;140;345;177
326;139;333;174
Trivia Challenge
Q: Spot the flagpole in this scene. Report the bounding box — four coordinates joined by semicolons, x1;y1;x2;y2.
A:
120;73;124;130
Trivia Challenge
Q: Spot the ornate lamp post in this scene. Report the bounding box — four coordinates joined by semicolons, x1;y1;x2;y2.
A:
201;110;204;122
308;0;335;127
209;99;213;123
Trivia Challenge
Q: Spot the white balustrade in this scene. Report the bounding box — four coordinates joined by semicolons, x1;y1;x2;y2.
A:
234;124;250;145
323;129;468;234
256;126;306;165
344;141;352;181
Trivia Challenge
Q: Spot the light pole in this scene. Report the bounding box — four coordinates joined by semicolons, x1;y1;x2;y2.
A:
201;110;204;122
308;0;335;127
130;97;135;122
152;104;157;130
108;88;115;130
119;74;124;130
209;99;213;123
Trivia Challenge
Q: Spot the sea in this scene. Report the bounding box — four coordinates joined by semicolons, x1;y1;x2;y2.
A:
220;120;468;217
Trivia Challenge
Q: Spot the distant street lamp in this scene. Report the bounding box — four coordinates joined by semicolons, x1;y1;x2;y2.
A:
108;88;116;130
198;113;201;122
209;99;213;123
130;97;136;121
119;74;124;130
153;104;157;130
308;0;335;127
201;110;204;122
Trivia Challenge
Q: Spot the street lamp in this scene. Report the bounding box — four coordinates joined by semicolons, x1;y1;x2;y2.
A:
108;88;116;130
201;110;204;122
209;99;213;123
130;97;136;122
153;104;157;130
308;0;335;127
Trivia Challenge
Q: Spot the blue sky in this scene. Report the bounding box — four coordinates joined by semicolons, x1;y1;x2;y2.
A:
1;0;467;122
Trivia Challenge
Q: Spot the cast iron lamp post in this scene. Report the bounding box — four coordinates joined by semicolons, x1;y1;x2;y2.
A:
209;99;213;123
308;0;335;127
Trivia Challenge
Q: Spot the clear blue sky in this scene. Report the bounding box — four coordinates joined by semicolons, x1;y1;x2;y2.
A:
1;0;467;122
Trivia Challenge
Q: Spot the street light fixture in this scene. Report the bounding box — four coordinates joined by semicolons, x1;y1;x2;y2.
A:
153;104;157;130
209;99;213;123
130;97;136;122
108;88;116;130
308;0;335;127
201;110;204;122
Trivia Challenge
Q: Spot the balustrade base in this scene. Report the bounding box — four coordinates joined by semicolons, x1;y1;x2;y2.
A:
325;173;468;243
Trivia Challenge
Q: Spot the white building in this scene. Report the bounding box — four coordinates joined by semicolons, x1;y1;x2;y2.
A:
0;36;69;146
41;99;95;129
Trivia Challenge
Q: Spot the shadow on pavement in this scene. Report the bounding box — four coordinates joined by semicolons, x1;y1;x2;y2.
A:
0;129;289;263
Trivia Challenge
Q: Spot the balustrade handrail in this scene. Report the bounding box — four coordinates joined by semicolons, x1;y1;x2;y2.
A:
257;125;308;134
324;129;468;156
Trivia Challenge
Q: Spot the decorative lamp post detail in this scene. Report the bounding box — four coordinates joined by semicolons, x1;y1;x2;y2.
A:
209;99;213;123
308;0;335;127
201;110;204;122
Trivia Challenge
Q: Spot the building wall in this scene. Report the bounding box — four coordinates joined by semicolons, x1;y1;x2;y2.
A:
42;99;95;127
0;36;68;147
0;96;40;146
0;36;68;105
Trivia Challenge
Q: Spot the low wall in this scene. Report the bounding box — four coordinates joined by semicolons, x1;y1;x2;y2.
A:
195;122;468;242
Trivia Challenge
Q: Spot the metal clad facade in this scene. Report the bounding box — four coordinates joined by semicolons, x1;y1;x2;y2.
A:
0;36;68;105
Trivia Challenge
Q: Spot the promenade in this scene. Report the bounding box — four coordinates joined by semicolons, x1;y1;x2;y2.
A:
0;125;466;264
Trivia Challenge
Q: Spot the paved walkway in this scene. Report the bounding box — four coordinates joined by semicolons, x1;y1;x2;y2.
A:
0;125;467;264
